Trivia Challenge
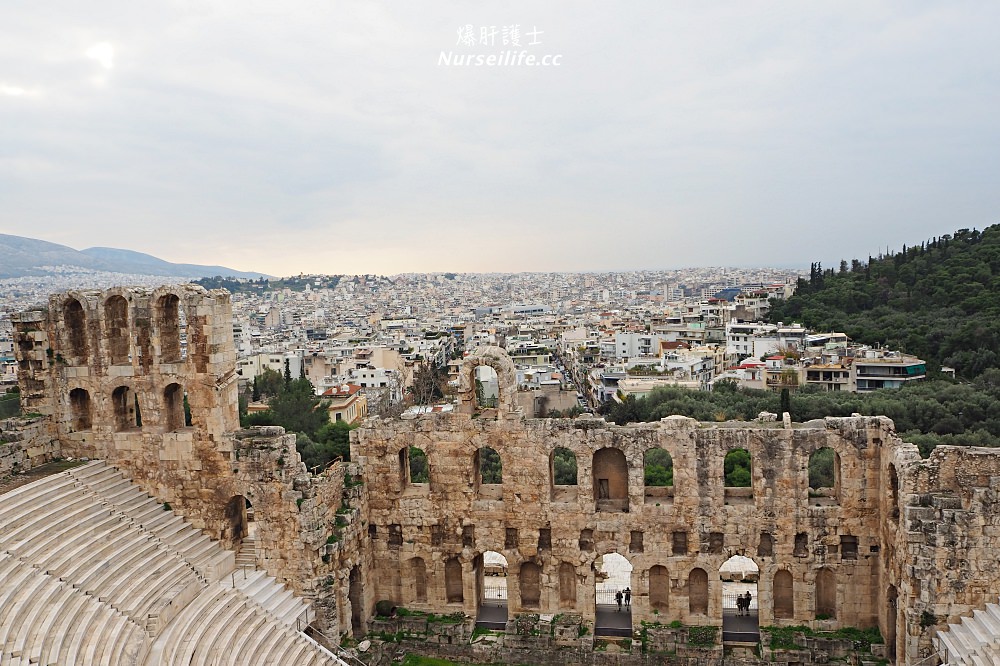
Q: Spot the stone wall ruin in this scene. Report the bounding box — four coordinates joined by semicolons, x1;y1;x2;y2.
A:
9;288;1000;664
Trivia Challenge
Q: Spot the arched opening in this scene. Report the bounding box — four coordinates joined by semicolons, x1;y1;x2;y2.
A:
593;447;629;512
816;568;836;619
445;557;464;604
408;557;427;604
551;447;578;501
724;448;753;504
349;565;364;637
62;298;89;364
69;388;92;431
112;386;139;431
649;564;669;612
720;555;759;641
224;495;249;544
595;553;633;637
104;295;130;365
889;464;900;521
520;561;541;608
163;383;185;431
688;568;708;615
644;447;674;505
809;447;839;505
476;447;502;500
474;364;499;409
474;551;506;629
157;293;184;363
559;562;577;609
773;569;794;619
409;447;429;484
886;585;898;660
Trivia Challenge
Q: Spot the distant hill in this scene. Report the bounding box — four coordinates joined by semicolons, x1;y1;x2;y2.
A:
0;233;269;279
767;225;1000;378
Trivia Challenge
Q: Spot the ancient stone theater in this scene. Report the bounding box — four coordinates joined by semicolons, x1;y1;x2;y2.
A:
2;285;998;665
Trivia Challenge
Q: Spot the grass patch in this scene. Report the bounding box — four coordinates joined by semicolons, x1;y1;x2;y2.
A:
764;625;883;651
687;625;718;647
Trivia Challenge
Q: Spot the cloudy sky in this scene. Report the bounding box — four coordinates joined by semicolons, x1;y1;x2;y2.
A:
2;1;998;276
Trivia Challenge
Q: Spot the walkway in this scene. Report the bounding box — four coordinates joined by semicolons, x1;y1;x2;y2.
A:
475;603;507;630
722;609;759;642
595;603;633;637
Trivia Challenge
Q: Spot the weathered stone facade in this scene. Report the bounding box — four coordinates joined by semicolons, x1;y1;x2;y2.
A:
9;287;1000;664
8;286;356;633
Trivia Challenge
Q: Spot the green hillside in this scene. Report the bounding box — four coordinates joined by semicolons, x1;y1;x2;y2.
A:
768;225;1000;379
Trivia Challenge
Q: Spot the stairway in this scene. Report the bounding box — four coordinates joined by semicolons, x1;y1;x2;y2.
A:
235;535;257;569
935;599;1000;665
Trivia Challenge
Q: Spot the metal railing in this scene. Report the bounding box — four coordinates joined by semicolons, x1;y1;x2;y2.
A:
481;581;507;602
722;592;758;613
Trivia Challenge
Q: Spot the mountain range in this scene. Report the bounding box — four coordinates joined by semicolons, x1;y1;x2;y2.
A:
0;233;269;279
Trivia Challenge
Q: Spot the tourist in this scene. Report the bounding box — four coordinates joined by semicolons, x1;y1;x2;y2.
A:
615;590;623;612
624;587;631;607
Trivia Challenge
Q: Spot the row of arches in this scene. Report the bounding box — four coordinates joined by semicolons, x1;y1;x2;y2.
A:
396;444;841;505
395;552;839;620
68;383;190;432
60;293;187;366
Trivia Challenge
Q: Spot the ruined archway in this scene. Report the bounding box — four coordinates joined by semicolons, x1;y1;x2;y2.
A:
69;388;92;431
720;554;759;641
649;564;669;612
809;446;840;505
724;447;752;504
551;447;578;501
163;383;185;432
224;495;249;544
456;346;517;414
816;568;836;619
408;557;427;604
156;293;184;363
559;562;577;609
474;365;499;409
593;447;628;512
773;569;794;619
644;446;674;505
62;297;89;364
475;447;502;499
104;295;130;365
595;552;633;637
445;557;464;604
520;561;541;608
688;568;708;615
111;385;140;431
475;551;507;629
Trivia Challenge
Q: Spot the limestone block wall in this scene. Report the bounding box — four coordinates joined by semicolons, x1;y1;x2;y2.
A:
0;417;59;477
353;411;892;634
886;444;1000;664
11;286;240;532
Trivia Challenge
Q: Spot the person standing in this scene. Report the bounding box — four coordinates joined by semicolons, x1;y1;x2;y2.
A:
615;590;623;612
624;587;631;607
744;591;753;614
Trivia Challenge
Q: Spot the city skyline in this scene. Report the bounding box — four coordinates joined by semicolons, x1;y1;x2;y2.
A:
3;1;998;276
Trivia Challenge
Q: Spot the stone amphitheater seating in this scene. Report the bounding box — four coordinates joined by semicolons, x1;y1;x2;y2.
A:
0;461;345;666
936;600;1000;665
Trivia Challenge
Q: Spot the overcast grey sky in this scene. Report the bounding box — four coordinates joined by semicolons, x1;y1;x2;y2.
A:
2;1;998;276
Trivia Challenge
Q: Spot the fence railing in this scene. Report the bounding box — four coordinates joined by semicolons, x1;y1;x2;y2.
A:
596;589;632;606
722;592;758;612
482;581;507;602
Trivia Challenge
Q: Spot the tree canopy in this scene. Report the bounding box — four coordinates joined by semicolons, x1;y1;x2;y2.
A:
240;374;356;470
768;225;1000;379
600;371;1000;457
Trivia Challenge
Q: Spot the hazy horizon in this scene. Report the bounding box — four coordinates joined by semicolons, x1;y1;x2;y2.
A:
4;2;998;276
